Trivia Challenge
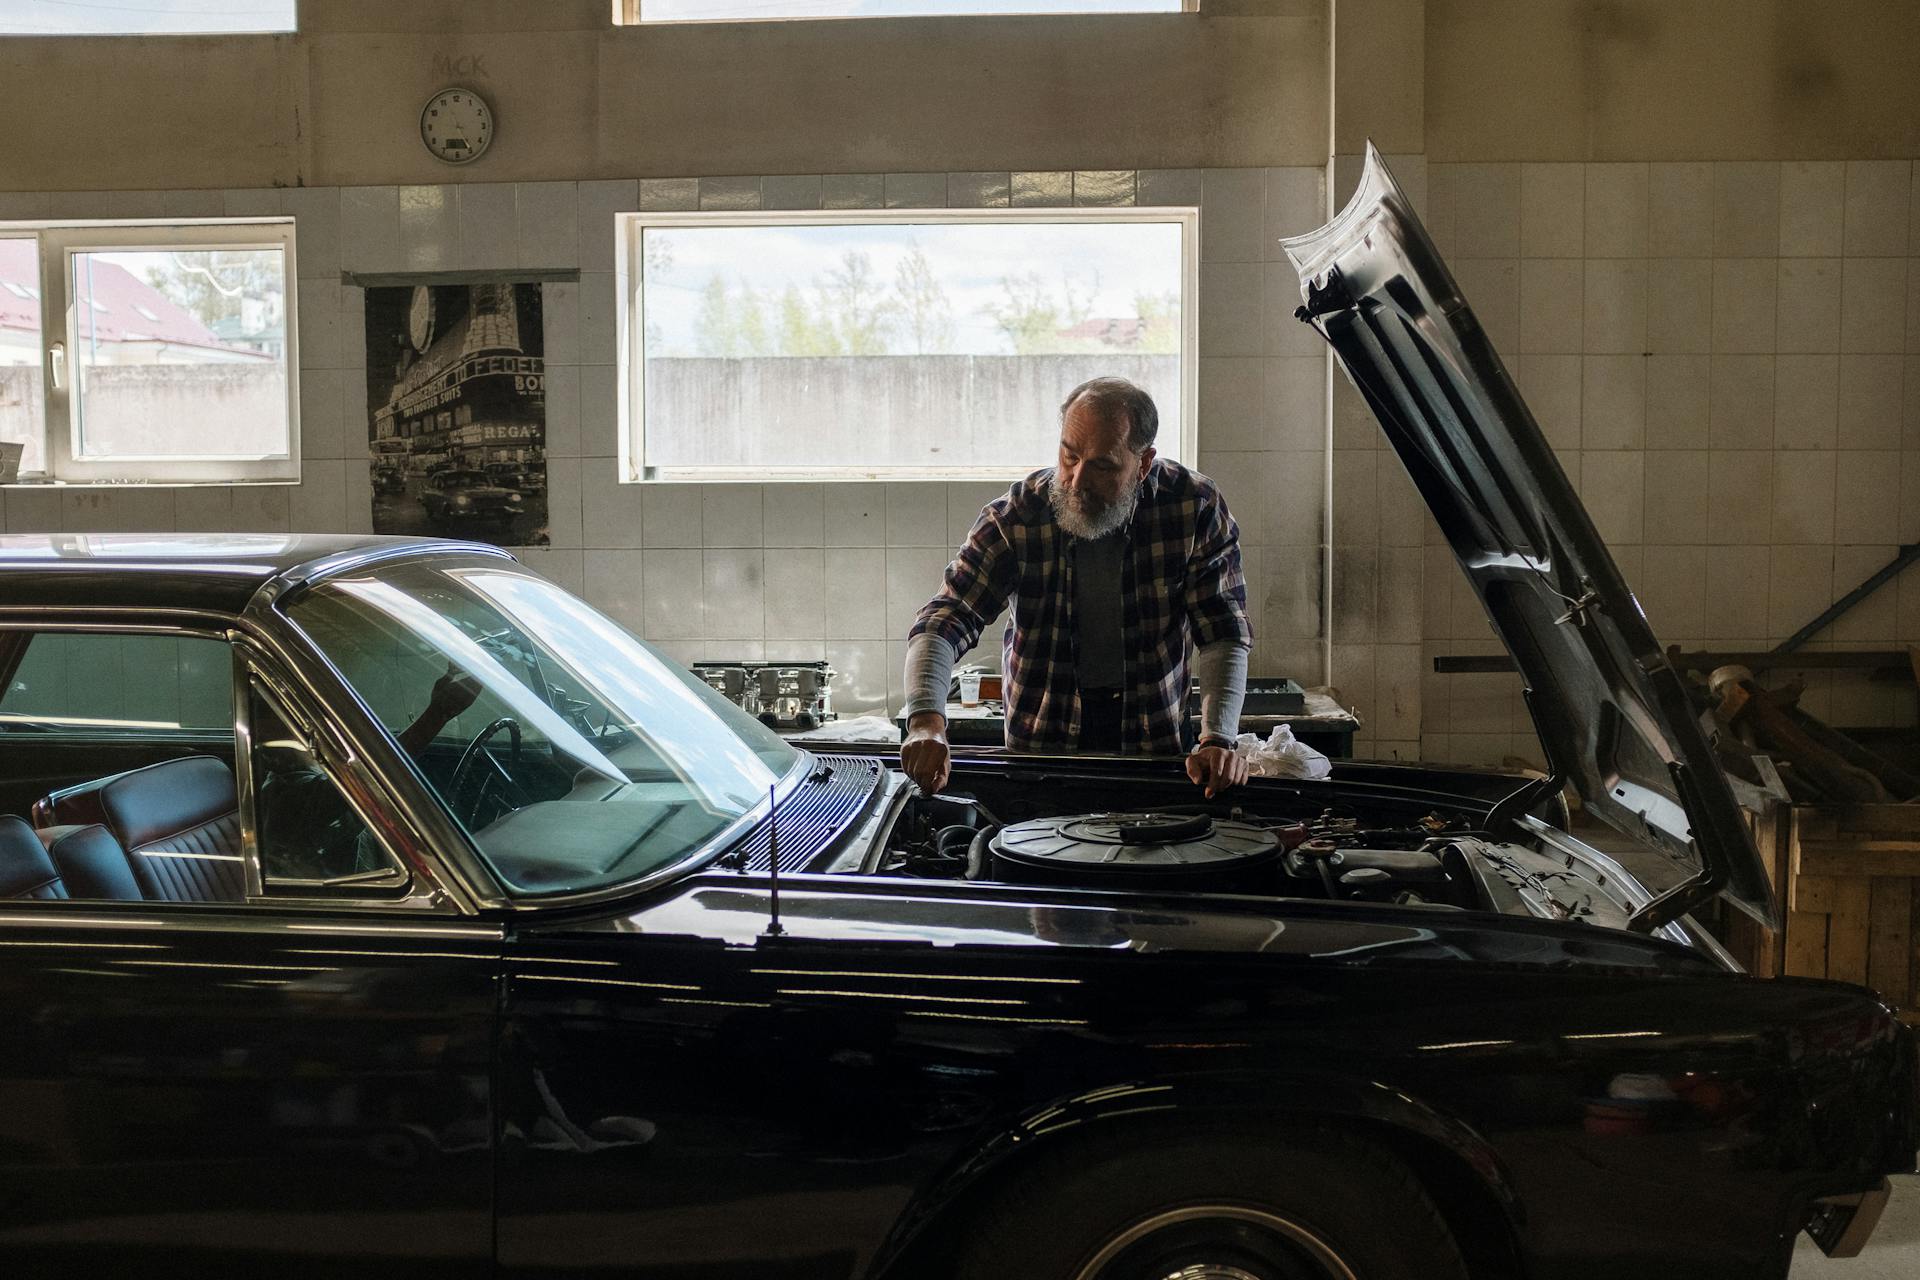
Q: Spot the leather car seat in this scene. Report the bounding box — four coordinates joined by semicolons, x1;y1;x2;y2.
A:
35;756;244;902
0;814;67;899
39;824;145;901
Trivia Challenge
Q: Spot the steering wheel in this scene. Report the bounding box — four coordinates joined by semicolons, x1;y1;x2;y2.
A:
447;716;526;827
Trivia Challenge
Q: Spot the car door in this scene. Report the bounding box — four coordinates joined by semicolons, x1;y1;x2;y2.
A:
0;632;501;1274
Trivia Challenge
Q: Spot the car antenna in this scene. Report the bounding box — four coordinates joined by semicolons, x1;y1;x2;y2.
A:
763;783;785;937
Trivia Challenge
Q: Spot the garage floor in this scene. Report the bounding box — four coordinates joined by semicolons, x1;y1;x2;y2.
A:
1792;1176;1920;1275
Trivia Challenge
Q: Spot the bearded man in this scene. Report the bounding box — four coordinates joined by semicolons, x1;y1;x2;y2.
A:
901;376;1253;798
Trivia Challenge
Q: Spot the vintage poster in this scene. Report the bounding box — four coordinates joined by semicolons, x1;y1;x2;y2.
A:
363;282;547;545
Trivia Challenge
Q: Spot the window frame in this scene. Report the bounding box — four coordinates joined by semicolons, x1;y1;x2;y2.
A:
612;0;1197;24
6;219;300;485
616;205;1199;484
0;0;296;36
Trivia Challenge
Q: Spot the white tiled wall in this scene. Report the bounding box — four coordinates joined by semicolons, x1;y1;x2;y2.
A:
1412;158;1920;767
2;166;1332;723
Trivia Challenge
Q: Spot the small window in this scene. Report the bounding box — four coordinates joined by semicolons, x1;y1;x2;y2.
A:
615;0;1185;21
621;210;1195;481
5;222;298;484
0;1;296;35
248;683;405;892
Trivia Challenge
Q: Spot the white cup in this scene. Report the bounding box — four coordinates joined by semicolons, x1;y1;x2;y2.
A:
958;671;982;707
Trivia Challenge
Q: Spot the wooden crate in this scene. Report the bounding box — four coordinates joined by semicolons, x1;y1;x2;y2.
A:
1778;805;1920;1015
1706;801;1920;1019
1715;800;1791;980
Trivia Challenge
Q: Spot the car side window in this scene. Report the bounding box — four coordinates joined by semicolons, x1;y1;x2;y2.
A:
249;683;407;892
0;629;243;905
2;632;232;735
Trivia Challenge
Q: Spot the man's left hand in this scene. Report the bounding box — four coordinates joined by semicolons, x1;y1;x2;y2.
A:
428;665;482;721
1185;744;1248;798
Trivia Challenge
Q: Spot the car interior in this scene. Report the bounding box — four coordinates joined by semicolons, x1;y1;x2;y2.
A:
0;629;392;904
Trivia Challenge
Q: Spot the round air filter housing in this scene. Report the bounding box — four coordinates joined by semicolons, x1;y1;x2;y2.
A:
988;812;1280;893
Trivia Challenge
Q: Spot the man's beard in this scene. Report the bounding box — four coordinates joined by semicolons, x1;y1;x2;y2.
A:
1050;476;1140;540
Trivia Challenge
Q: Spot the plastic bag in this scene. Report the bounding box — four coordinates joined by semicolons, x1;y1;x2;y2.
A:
792;714;903;744
1234;724;1331;780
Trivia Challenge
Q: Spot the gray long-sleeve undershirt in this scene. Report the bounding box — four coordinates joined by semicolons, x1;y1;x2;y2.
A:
903;631;1251;742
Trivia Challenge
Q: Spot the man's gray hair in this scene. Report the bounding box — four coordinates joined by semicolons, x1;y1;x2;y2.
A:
1060;376;1159;454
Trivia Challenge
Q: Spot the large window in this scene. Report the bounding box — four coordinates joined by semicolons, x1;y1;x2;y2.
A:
616;0;1183;20
0;0;296;35
0;222;297;484
621;210;1195;482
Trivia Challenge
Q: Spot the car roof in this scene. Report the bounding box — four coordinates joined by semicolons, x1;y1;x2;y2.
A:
0;532;500;616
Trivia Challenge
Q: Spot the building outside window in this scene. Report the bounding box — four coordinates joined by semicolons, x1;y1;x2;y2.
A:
619;209;1195;482
0;222;297;484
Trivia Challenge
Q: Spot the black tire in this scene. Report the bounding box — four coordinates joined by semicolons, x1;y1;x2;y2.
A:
953;1123;1469;1280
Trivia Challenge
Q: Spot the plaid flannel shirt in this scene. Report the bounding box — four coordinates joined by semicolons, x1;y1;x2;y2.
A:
910;459;1252;755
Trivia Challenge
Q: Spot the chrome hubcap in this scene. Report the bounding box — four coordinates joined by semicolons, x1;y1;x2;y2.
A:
1073;1205;1360;1280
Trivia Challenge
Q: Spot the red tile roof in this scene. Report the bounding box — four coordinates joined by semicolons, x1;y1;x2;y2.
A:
0;238;243;353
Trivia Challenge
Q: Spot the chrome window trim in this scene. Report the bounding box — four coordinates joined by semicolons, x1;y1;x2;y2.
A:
0;906;503;940
0;609;243;627
256;539;513;611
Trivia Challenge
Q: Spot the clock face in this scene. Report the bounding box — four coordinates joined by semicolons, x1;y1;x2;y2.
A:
408;287;435;353
420;87;493;165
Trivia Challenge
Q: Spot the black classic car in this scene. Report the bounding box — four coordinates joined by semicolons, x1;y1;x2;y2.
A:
420;467;526;529
0;150;1914;1280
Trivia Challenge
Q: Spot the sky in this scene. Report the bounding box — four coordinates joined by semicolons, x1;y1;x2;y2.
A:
0;0;294;35
643;220;1185;356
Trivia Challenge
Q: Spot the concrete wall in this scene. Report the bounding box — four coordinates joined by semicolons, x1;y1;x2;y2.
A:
0;0;1331;191
644;354;1181;468
1425;0;1920;163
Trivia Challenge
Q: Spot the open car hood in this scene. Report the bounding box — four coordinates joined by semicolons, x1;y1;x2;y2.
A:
1282;146;1775;931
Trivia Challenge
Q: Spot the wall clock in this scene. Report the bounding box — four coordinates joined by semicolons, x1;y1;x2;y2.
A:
408;286;435;353
420;87;494;165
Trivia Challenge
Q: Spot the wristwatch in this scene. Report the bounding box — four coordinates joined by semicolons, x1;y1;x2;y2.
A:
1193;732;1236;752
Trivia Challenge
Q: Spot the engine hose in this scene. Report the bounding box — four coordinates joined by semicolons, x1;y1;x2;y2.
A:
936;825;977;857
965;825;1000;881
1316;858;1339;899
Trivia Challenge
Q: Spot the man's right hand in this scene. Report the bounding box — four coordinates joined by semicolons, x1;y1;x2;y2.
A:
901;712;951;795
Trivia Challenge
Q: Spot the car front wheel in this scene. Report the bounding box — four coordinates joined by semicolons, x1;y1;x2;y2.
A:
953;1125;1468;1280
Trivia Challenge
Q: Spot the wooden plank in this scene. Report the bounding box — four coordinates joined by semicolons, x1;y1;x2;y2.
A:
1794;843;1920;879
1828;879;1873;986
1793;808;1840;841
1822;805;1920;836
1784;909;1830;978
1799;838;1920;856
1868;878;1912;1007
1791;874;1839;914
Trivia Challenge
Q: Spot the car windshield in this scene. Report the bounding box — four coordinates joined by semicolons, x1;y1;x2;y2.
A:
283;555;800;897
443;471;487;486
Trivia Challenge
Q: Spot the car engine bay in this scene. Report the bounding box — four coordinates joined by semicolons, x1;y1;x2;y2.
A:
841;776;1636;928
